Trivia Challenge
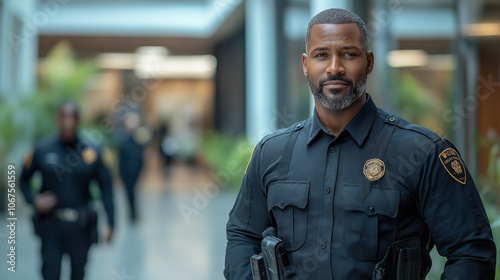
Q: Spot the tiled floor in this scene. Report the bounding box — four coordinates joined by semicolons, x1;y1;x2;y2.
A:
0;164;237;280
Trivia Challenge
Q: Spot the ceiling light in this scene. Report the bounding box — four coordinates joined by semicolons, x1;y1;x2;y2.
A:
462;23;500;37
387;50;428;68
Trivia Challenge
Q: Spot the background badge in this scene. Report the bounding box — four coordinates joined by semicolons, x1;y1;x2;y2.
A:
82;147;97;165
363;158;385;181
439;148;466;184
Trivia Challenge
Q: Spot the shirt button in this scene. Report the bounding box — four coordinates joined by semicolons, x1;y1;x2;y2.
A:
325;187;331;194
296;123;302;128
329;147;336;153
369;206;375;213
280;200;284;206
389;117;396;122
321;243;326;249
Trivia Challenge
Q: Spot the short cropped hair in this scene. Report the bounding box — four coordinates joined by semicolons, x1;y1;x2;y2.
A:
305;8;367;50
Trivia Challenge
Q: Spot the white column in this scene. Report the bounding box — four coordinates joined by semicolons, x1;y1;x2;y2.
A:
311;0;349;14
245;0;278;142
308;0;351;114
0;0;12;97
0;0;37;99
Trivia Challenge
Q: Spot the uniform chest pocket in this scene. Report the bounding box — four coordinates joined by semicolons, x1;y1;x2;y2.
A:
267;181;310;252
341;184;400;261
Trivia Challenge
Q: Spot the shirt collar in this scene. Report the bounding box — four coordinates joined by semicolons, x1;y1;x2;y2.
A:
307;93;378;146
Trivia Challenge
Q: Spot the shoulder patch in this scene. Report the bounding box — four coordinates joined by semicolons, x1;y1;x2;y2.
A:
24;150;34;169
133;126;152;145
82;147;97;165
245;145;257;175
439;148;466;185
101;148;114;168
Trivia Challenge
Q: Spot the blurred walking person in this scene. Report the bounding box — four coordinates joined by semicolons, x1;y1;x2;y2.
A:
20;101;115;280
118;112;148;222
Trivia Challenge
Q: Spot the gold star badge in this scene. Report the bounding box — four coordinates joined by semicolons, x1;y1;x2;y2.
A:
82;147;97;165
363;158;385;181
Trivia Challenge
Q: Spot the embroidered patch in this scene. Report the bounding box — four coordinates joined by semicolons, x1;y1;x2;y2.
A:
439;148;466;185
245;145;257;175
101;148;114;168
82;147;97;165
363;158;385;181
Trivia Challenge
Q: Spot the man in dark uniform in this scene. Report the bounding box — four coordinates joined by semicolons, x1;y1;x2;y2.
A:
118;112;146;222
21;101;115;280
224;8;496;280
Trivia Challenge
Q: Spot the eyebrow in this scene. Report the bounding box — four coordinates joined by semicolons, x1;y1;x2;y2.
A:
311;47;329;52
341;46;362;51
311;45;363;53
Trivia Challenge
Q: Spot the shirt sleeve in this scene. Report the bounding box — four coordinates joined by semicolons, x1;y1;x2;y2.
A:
20;148;39;205
95;148;115;227
416;139;496;279
224;143;272;280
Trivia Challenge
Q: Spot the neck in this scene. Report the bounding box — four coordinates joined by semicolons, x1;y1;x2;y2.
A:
60;134;77;145
315;94;367;136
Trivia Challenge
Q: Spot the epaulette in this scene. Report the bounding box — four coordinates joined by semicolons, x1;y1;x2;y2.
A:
379;110;441;143
260;118;309;147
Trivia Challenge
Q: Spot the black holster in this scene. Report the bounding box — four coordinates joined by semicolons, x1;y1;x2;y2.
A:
373;237;422;280
79;206;98;244
250;227;289;280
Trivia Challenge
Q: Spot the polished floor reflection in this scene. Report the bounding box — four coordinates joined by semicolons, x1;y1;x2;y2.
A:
0;164;236;280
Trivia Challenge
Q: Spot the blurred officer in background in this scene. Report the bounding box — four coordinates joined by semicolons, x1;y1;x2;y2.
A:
118;112;148;222
21;101;114;280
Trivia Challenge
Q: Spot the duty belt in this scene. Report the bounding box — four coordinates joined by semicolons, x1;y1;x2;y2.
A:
55;208;79;222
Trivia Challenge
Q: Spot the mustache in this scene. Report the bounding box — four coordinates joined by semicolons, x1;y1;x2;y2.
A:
319;75;353;88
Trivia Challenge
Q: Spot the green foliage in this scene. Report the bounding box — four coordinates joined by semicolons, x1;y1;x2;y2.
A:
397;71;442;129
0;41;97;192
202;131;254;191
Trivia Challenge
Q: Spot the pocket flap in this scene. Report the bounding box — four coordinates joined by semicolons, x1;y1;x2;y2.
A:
342;184;399;218
267;181;310;211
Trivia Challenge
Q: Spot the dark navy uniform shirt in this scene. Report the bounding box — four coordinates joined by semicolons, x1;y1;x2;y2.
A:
224;94;496;279
20;135;115;227
118;130;145;172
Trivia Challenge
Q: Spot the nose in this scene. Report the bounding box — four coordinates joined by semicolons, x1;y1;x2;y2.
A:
326;55;345;76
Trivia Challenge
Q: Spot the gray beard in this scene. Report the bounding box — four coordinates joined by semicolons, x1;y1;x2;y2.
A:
308;74;367;110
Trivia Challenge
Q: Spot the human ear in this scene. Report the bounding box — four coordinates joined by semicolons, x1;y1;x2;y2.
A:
366;50;374;74
302;53;308;77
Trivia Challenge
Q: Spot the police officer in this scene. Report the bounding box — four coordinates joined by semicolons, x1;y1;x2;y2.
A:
21;101;114;280
118;112;146;222
224;8;496;280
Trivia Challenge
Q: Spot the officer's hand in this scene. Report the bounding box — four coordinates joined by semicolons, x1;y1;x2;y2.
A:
33;192;58;214
103;226;113;243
